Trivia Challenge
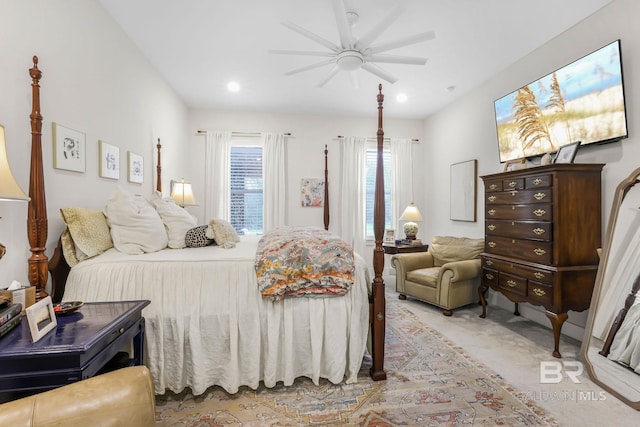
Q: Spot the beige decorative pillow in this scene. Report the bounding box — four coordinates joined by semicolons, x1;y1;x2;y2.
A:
60;227;80;267
208;218;240;249
60;207;113;262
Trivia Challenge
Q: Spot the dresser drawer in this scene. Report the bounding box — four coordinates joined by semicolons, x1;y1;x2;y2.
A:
498;272;526;296
485;180;503;193
485;188;552;205
486;204;552;221
525;174;552;189
502;177;524;191
485;220;552;241
528;281;553;307
485;236;553;264
482;256;554;284
482;267;498;286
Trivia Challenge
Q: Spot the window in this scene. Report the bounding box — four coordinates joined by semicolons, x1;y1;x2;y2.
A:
365;144;391;239
230;145;263;235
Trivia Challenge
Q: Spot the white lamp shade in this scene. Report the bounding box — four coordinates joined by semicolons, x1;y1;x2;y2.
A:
170;179;197;207
399;203;423;222
0;125;29;202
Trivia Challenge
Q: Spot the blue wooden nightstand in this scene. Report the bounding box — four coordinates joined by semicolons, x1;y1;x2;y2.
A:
0;300;150;401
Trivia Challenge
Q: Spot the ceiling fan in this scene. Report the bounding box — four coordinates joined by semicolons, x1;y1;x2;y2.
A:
270;0;435;88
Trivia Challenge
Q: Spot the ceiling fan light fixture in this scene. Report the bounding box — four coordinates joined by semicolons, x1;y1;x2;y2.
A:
336;50;364;71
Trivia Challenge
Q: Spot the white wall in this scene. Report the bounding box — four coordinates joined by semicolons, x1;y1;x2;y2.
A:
0;0;188;289
422;0;639;340
187;109;425;236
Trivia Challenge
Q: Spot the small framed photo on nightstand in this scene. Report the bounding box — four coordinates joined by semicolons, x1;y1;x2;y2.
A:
384;229;396;243
26;296;57;342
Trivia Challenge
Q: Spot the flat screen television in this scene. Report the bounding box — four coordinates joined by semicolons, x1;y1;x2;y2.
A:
494;39;628;163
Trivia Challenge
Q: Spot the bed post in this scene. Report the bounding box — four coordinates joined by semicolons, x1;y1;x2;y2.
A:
156;138;162;192
370;84;387;381
324;144;329;230
27;56;49;301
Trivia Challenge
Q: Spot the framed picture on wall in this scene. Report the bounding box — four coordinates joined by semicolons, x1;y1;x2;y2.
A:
128;151;144;183
52;123;85;173
450;159;477;222
99;140;120;180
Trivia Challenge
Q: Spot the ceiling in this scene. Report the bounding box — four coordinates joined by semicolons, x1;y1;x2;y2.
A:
100;0;612;119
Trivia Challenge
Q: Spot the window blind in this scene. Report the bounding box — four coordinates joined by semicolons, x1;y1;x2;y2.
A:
230;145;263;235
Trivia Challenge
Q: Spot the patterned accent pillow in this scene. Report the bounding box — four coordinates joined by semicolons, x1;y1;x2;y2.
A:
60;207;113;262
208;219;240;249
185;225;215;248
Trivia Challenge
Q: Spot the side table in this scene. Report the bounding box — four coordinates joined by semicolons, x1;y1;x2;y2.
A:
383;243;428;254
0;300;150;401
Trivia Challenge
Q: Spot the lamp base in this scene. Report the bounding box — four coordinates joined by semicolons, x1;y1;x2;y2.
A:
403;221;418;240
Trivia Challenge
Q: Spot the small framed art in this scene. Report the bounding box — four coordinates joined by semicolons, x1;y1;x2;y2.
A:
384;229;396;243
25;296;57;342
52;122;86;172
99;140;120;179
128;151;144;183
554;141;581;164
300;178;324;207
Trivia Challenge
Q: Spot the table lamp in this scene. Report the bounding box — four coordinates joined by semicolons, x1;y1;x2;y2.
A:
0;125;30;259
399;202;423;240
170;178;197;208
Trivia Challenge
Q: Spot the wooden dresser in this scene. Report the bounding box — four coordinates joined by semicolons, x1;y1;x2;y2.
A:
479;163;603;357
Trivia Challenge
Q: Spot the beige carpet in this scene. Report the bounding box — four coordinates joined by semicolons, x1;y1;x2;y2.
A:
155;294;557;426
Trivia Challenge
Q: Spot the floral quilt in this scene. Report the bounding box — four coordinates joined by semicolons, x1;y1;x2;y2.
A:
255;226;355;301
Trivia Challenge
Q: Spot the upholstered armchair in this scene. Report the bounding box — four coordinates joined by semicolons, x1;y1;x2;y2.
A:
391;236;484;316
0;366;156;426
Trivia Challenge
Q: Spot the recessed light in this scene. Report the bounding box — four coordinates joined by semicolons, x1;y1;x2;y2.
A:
396;93;408;103
227;81;241;92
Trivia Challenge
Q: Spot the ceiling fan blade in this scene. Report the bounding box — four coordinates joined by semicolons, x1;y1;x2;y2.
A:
316;66;341;88
355;6;403;50
269;49;334;58
331;0;353;49
368;30;435;55
361;63;398;84
285;59;336;76
282;21;341;53
366;53;427;65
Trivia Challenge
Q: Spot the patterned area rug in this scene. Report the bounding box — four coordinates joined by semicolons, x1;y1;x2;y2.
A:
155;297;557;426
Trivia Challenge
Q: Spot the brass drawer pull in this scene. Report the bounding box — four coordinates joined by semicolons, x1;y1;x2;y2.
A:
532;288;546;297
489;183;498;190
533;209;546;217
534;272;545;279
532;228;545;235
485;273;495;280
507;181;517;188
534;248;546;256
485;259;493;266
488;209;496;216
488;195;497;202
534;192;546;200
488;241;496;248
487;224;496;231
532;178;542;185
506;280;517;288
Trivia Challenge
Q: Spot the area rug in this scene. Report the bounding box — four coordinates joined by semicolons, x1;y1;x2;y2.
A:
155;297;557;426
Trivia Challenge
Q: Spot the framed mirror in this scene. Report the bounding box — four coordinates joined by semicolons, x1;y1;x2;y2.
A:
580;166;640;410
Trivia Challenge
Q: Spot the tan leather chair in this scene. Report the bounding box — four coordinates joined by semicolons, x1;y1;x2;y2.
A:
0;366;155;427
391;236;484;316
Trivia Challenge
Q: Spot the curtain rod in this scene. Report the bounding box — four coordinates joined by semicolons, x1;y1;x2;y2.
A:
196;130;292;137
336;135;419;142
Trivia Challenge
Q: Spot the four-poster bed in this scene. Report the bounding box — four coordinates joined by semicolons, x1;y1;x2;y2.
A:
27;57;387;394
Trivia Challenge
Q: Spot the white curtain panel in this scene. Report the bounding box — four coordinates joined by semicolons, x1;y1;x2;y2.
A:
390;138;414;236
262;132;286;232
204;131;232;220
339;136;367;259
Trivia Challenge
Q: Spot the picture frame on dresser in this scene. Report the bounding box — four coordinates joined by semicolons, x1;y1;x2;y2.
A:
25;296;57;343
554;141;581;164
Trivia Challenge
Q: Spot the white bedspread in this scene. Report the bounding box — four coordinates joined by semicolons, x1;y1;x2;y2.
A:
63;235;370;395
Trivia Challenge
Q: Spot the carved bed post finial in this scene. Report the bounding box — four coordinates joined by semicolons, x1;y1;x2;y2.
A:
370;83;387;381
27;55;49;300
156;138;162;192
324;144;329;230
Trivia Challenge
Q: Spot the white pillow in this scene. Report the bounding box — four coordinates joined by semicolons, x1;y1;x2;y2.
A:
104;187;168;254
150;191;197;249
